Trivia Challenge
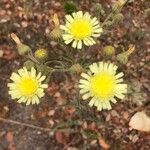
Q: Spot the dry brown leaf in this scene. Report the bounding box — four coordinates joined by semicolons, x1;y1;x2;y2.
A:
3;49;17;60
55;131;64;144
53;13;59;27
82;121;88;129
48;110;55;116
55;130;70;146
126;44;135;56
5;132;16;150
5;132;14;143
64;106;76;116
0;50;4;58
98;138;110;149
129;111;150;132
88;122;97;132
10;33;21;44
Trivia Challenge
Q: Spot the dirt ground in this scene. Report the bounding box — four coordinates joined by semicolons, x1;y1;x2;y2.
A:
0;0;150;150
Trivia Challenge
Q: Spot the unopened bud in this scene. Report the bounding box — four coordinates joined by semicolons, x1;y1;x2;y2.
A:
17;43;31;56
112;13;124;24
34;49;48;62
102;45;115;58
117;53;128;64
69;64;84;74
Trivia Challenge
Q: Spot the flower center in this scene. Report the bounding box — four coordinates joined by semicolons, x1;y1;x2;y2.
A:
69;19;92;40
18;77;38;96
90;72;116;99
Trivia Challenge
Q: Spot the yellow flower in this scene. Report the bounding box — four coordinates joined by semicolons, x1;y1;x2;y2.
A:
60;11;103;49
8;67;48;105
79;62;127;111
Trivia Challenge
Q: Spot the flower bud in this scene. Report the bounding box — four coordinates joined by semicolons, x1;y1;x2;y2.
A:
17;43;31;56
11;33;31;56
112;13;124;25
69;64;84;74
117;53;128;64
102;45;115;58
34;49;48;62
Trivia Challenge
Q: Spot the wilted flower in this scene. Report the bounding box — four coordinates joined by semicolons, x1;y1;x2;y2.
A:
11;33;31;56
50;14;62;40
117;45;135;64
50;27;62;40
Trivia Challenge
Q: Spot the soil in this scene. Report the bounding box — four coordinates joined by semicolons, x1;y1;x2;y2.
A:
0;0;150;150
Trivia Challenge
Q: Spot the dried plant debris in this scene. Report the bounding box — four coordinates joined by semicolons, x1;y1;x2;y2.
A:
127;80;147;106
129;111;150;132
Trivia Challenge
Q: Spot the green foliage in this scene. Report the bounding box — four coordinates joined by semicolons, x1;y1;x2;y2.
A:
82;130;99;139
64;1;76;14
126;29;145;42
127;80;147;106
91;3;105;18
24;60;35;70
9;2;133;111
101;1;127;29
112;13;124;25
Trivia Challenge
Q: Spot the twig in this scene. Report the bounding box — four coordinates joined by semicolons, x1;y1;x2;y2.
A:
0;117;51;132
0;117;78;133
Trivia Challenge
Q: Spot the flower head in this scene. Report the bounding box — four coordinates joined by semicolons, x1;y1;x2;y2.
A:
79;62;127;111
60;11;103;49
8;67;48;105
